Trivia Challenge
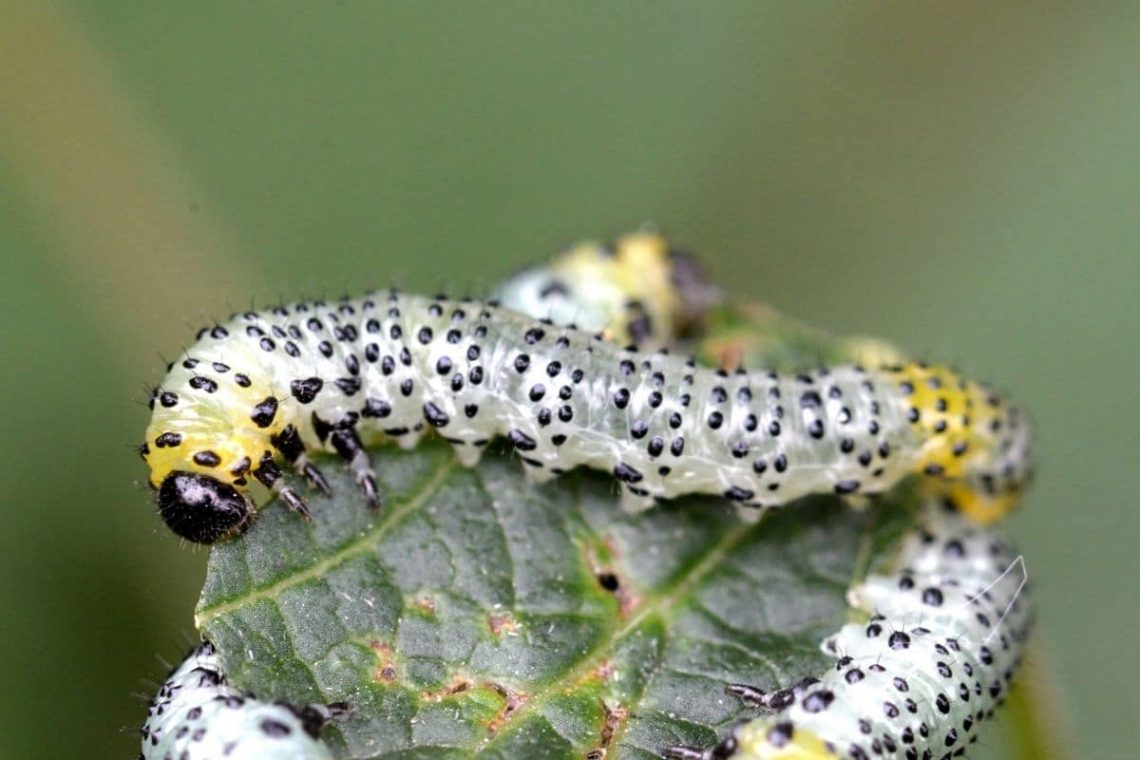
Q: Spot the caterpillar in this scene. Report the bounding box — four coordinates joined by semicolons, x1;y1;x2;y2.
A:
664;501;1032;760
141;292;1030;543
140;641;344;760
493;235;1030;522
493;229;719;347
140;241;1033;758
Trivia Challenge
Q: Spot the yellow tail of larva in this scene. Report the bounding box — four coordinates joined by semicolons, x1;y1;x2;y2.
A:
142;372;288;493
891;363;1030;524
732;721;838;758
550;230;707;345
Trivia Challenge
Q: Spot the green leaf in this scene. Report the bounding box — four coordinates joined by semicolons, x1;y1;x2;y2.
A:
195;441;916;759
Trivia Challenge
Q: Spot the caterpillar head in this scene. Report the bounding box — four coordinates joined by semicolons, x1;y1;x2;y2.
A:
143;364;289;543
155;470;252;544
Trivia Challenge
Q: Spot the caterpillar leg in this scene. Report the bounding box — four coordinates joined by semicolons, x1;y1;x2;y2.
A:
330;428;381;509
450;441;485;468
724;682;767;707
619;486;656;514
295;455;332;496
522;464;558;485
726;676;820;711
664;716;836;759
731;503;766;524
663;679;839;759
270;425;331;498
253;456;311;519
838;494;872;512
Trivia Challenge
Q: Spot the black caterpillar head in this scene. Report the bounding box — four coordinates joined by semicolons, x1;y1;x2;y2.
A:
156;471;252;544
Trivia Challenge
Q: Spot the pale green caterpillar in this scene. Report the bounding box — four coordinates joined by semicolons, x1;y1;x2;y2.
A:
141;239;1029;543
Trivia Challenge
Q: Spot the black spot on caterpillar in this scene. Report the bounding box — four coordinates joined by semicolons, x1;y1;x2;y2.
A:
142;290;1031;542
663;501;1032;760
140;641;345;759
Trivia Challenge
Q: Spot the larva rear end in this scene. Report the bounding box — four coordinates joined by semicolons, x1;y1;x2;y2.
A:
142;333;299;543
886;363;1032;524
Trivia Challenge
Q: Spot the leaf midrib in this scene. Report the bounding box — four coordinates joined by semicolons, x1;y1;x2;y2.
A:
473;496;761;753
197;457;890;758
195;457;459;625
477;498;890;754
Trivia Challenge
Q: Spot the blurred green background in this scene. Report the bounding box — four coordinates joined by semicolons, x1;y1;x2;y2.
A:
1;2;1135;757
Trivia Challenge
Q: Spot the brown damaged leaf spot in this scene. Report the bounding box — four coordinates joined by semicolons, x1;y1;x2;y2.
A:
563;657;616;697
488;611;521;637
585;545;641;617
414;595;437;615
418;676;528;735
368;640;399;683
706;337;747;373
485;682;529;735
420;676;473;702
585;701;628;759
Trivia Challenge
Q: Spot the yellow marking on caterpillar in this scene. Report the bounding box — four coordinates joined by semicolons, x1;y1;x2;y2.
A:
143;372;288;492
840;337;907;371
550;231;683;345
893;363;1028;524
734;721;838;758
939;482;1021;526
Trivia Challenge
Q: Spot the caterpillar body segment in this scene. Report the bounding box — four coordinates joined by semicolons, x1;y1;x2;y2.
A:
140;641;343;759
142;289;1030;542
494;230;718;348
664;503;1033;760
498;238;1031;525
